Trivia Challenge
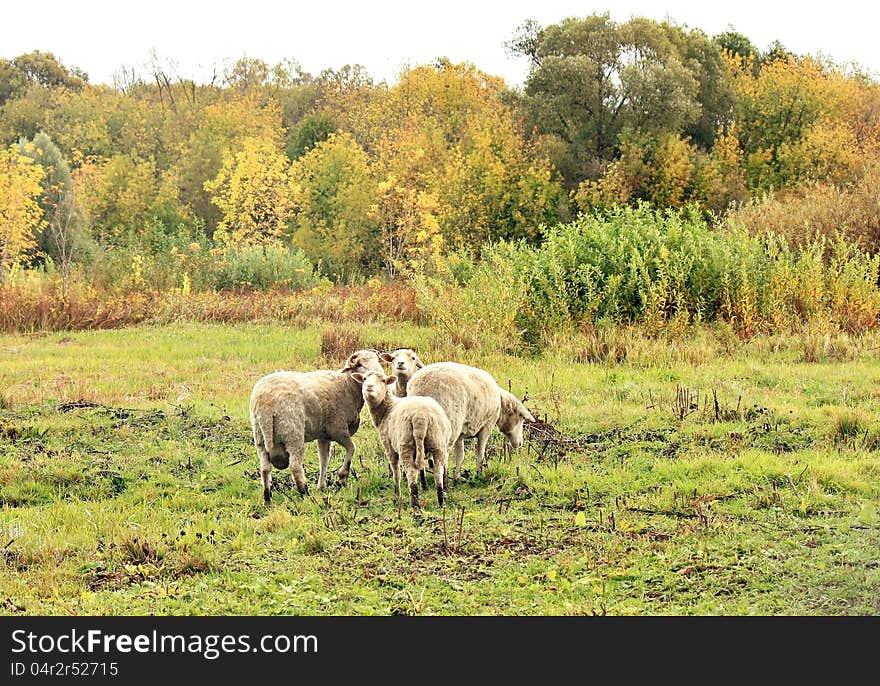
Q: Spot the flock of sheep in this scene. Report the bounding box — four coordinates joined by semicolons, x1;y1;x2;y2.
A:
249;348;535;509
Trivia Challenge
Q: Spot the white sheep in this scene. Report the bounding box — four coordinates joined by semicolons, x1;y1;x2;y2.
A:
406;362;536;480
250;349;385;503
352;370;451;509
380;348;424;397
406;361;501;481
496;387;536;450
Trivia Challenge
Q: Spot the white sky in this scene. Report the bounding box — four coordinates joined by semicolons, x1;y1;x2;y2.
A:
4;1;880;87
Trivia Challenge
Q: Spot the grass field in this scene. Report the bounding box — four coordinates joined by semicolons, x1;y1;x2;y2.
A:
1;323;878;615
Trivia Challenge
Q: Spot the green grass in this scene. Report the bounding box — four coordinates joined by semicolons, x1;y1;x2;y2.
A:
1;323;878;615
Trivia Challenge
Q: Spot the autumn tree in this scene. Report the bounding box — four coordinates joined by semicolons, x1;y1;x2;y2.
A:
205;137;293;246
289;132;380;276
575;127;747;214
0;146;45;280
364;60;563;255
730;53;880;190
176;92;285;232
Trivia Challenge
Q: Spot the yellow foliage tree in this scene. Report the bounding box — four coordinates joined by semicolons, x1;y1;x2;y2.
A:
178;93;286;229
358;61;562;248
574;127;748;215
205;137;293;245
728;52;880;190
289;132;380;277
0;146;45;279
375;172;444;277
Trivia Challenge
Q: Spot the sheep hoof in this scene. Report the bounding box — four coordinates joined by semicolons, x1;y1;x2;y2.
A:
263;490;271;505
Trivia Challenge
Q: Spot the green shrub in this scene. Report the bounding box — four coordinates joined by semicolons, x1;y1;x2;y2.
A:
209;243;323;291
414;204;880;349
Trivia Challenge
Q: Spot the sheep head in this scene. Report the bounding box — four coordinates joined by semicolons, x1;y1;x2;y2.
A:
351;371;396;404
497;388;536;450
381;348;424;377
341;349;385;375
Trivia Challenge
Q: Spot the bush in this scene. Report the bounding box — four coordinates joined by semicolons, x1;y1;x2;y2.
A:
412;246;530;354
209;243;324;291
413;204;880;349
724;163;880;254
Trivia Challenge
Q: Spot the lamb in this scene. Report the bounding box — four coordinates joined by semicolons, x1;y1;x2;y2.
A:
379;348;424;397
249;349;385;504
352;370;451;509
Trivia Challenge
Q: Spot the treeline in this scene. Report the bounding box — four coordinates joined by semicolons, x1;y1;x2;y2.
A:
2;12;880;289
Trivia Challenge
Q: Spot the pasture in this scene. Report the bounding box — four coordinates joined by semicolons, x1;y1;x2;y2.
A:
1;323;878;615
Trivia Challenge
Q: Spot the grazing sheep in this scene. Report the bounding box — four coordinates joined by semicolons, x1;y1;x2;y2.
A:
496;388;536;450
352;371;451;509
406;362;502;481
379;348;424;397
250;349;385;504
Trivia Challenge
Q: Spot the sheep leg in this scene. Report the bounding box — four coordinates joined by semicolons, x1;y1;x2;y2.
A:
335;436;356;486
258;447;273;504
420;469;428;491
317;439;331;490
287;444;309;496
389;453;401;499
474;423;493;474
400;445;420;509
433;449;447;507
452;437;465;481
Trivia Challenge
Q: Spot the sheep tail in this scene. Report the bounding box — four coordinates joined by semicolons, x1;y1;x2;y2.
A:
411;415;429;472
257;412;276;454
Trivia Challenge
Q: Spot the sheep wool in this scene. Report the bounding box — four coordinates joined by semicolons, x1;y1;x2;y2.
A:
250;349;384;503
406;361;502;481
354;371;451;509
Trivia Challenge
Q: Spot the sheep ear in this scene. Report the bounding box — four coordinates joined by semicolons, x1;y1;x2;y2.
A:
350;372;365;383
414;355;424;368
521;407;535;422
385;375;397;385
379;352;394;363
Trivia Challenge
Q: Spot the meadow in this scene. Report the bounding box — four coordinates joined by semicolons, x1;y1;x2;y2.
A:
1;321;878;615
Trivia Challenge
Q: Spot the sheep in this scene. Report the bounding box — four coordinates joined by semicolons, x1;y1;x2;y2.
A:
406;361;503;481
249;349;385;504
352;370;451;509
496;387;536;450
379;348;424;397
406;362;536;480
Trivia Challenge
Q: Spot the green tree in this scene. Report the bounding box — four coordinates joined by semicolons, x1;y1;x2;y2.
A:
16;132;85;288
509;14;734;188
289;132;380;277
0;51;86;105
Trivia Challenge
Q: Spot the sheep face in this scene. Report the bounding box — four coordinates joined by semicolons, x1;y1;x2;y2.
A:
498;389;536;450
381;348;424;377
351;371;397;404
341;349;385;376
